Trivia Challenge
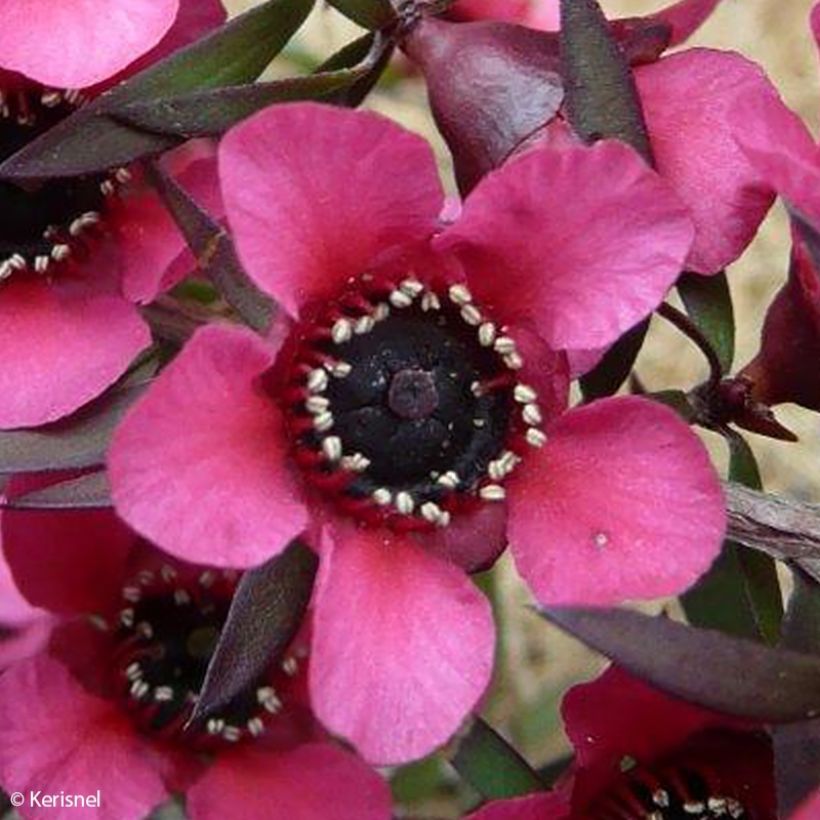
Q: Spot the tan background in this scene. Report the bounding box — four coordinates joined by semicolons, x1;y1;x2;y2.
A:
220;2;820;816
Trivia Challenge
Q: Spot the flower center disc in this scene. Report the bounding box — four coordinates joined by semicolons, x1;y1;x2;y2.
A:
284;278;548;529
0;87;116;279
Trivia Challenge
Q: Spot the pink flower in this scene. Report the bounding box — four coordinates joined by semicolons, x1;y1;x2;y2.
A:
468;666;776;820
109;102;725;763
0;476;391;820
0;0;226;429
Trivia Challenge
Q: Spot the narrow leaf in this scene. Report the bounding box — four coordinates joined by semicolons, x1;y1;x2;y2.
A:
146;165;274;333
5;471;112;510
540;606;820;722
580;320;648;401
678;271;735;375
560;0;653;162
452;717;545;800
0;381;148;474
114;71;370;139
782;570;820;656
0;0;315;179
189;541;318;726
325;0;395;30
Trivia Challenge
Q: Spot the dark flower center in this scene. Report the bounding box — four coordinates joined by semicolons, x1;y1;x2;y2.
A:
283;275;548;530
113;565;300;746
0;86;124;280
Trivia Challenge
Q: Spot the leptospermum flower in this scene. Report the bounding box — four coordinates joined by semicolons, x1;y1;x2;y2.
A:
108;103;725;763
0;0;226;429
0;477;391;820
468;666;776;820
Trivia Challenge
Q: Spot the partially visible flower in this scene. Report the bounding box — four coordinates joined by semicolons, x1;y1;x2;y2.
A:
468;666;776;820
0;0;226;429
0;475;391;820
109;103;725;763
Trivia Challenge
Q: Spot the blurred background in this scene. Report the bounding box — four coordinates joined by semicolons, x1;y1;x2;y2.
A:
218;2;820;816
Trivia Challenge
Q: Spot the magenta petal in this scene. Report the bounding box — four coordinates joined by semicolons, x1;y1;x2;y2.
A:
109;324;307;568
467;793;570;820
636;49;778;274
187;744;391;820
0;0;179;89
731;89;820;225
311;520;495;764
0;277;150;429
508;396;725;605
437;141;693;351
219;103;444;319
425;502;508;573
0;653;169;820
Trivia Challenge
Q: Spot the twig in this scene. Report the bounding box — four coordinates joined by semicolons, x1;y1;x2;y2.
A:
657;302;724;391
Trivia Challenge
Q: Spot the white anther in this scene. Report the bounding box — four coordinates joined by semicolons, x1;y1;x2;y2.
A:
653;790;670;807
9;254;26;271
122;586;141;603
125;662;142;680
354;315;375;335
493;336;516;355
199;571;216;588
282;657;299;676
420;501;446;525
526;428;547;448
479;484;506;501
100;180;116;196
34;255;49;273
331;318;353;344
448;284;472;305
207;718;225;735
136;570;154;585
684;803;706;815
247;717;265;736
120;608;135;627
115;167;133;184
470;381;483;397
400;278;424;297
305;395;330;414
373;302;390;321
389;289;413;308
307;368;328;393
51;244;71;262
504;352;524;370
478;322;496;347
372;488;392;506
154;686;174;702
514;384;537;404
726;800;744;819
421;291;441;311
437;471;460;489
137;621;154;639
396;491;415;515
41;90;62;107
256;686;275;704
322;436;342;462
160;564;177;582
313;411;334;432
707;798;727;814
222;725;242;742
341;452;370;472
0;261;12;281
327;361;352;378
460;304;482;326
437;510;451;527
522;403;543;426
173;589;191;606
130;680;150;699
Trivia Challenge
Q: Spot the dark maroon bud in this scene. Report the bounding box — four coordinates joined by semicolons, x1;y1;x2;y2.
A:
740;233;820;413
402;17;565;195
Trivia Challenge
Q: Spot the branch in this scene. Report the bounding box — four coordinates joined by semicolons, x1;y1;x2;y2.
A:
724;481;820;581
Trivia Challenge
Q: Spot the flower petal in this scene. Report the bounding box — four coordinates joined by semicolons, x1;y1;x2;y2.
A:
0;653;169;820
437;140;693;351
635;49;778;273
424;502;508;573
187;744;391;820
219;103;444;319
508;396;725;605
2;474;135;615
0;0;179;89
311;519;494;764
467;793;570;820
109;324;307;568
0;276;150;429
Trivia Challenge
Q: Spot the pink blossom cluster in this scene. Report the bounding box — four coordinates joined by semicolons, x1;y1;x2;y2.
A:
0;0;818;818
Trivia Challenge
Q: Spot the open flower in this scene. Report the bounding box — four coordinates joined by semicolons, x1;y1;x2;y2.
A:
109;102;724;764
0;0;225;429
468;666;776;820
0;476;391;820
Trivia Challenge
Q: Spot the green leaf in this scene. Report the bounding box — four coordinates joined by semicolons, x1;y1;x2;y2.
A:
643;389;696;423
0;0;315;179
677;271;735;375
580;319;649;401
390;756;449;804
782;570;820;656
541;605;820;722
146;164;274;333
452;717;545;800
326;0;395;29
559;0;652;162
4;471;112;510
